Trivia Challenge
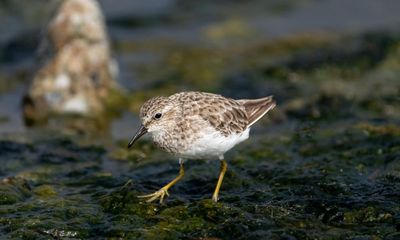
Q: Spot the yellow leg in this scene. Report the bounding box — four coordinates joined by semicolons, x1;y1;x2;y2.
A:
212;160;228;202
138;163;184;203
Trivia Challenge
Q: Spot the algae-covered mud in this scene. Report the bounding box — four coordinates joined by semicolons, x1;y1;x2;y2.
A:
1;0;400;239
1;120;399;238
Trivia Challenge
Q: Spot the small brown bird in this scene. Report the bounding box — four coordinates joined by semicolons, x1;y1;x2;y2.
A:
128;91;276;203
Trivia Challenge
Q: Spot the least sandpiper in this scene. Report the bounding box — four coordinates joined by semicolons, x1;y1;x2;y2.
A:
128;91;276;203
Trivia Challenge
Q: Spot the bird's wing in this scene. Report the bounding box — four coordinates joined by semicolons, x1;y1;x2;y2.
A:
176;92;249;136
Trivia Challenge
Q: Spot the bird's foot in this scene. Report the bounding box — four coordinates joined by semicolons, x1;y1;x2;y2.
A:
138;188;170;203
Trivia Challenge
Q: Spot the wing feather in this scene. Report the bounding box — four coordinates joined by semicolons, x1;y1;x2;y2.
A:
237;96;276;127
175;92;248;136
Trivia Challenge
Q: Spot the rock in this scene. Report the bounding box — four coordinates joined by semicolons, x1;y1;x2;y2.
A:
23;0;119;124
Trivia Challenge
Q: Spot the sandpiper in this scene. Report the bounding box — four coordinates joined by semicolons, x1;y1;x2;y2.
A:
128;91;276;203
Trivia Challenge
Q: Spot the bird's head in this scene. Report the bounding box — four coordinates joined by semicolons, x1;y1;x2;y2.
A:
128;96;180;148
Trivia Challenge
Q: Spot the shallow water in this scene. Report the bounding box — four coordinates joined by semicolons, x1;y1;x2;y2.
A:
0;0;400;239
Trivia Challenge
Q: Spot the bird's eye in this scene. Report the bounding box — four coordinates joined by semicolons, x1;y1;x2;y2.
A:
154;113;162;119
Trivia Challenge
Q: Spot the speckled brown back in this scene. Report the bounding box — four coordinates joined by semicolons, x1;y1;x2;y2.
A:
170;92;249;136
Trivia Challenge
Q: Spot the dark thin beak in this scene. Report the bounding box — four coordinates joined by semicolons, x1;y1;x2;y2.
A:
127;125;148;148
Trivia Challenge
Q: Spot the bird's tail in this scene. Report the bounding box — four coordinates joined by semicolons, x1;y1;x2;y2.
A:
237;96;276;127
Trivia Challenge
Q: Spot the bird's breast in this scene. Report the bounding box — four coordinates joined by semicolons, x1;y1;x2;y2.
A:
150;117;207;154
150;117;249;159
179;127;250;159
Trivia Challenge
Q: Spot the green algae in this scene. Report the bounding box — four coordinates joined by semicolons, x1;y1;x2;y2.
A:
33;185;57;198
0;178;32;205
5;115;400;239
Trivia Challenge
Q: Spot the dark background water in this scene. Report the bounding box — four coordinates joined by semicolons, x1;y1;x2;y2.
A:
0;0;399;239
